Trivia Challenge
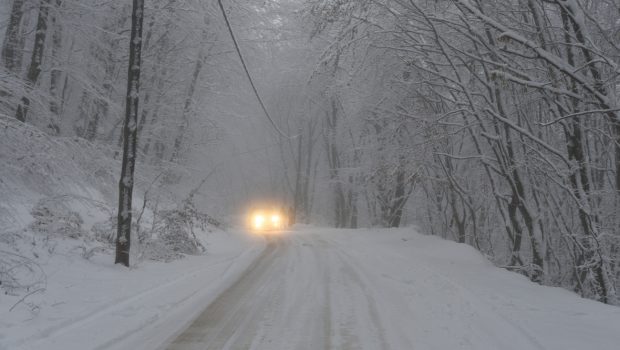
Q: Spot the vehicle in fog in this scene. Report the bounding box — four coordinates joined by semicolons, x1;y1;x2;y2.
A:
247;206;288;233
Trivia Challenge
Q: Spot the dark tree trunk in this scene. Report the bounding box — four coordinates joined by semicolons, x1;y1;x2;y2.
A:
388;170;407;228
2;0;26;72
349;182;358;228
557;7;609;302
16;0;51;122
48;0;63;133
325;99;345;227
115;0;146;267
292;131;303;223
302;121;316;222
85;99;108;141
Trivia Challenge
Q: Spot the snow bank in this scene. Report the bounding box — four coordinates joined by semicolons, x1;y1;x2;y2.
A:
0;115;120;231
315;226;620;350
0;230;263;350
0;115;266;349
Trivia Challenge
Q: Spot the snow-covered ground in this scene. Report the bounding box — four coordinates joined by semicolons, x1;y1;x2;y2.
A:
321;227;620;350
162;226;620;350
3;226;620;349
1;113;269;350
0;229;263;350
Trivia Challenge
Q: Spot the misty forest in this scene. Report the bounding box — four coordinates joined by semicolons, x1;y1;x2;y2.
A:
1;0;620;349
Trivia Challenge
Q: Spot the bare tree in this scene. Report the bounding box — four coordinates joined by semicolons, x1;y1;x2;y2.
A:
15;0;51;122
304;0;619;303
2;0;26;73
115;0;146;267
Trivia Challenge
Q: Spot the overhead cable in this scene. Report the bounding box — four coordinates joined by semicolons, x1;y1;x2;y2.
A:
217;0;294;138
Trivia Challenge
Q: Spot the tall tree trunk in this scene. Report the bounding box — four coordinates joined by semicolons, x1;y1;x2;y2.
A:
349;179;358;228
388;168;407;228
558;6;610;302
302;120;316;222
561;1;620;197
115;0;146;267
292;130;303;223
16;0;51;122
141;67;168;157
48;0;63;133
170;44;208;162
2;0;26;72
325;99;346;227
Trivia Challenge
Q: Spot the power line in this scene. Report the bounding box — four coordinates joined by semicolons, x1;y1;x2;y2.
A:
216;0;294;139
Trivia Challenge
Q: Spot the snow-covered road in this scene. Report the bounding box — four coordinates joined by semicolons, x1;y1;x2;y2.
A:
162;227;620;350
3;226;619;350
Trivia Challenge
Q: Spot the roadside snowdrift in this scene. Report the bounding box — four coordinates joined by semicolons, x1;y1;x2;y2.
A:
0;229;263;350
0;115;119;231
321;227;620;350
0;115;265;349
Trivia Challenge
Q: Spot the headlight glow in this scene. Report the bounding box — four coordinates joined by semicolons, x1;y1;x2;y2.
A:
253;214;265;229
248;207;287;233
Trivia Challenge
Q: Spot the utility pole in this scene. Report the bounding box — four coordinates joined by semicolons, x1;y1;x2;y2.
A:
115;0;146;266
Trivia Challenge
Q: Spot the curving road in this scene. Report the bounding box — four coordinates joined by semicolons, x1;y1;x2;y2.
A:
163;228;620;350
164;232;391;350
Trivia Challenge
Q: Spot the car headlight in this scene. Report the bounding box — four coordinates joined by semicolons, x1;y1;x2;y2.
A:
253;214;265;229
271;214;280;225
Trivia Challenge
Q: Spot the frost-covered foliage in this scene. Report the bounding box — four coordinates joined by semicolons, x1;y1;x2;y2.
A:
0;232;46;297
149;199;221;260
91;216;118;245
88;202;221;263
30;198;85;239
0;115;119;230
304;0;620;304
0;0;224;164
1;0;237;269
0;112;223;302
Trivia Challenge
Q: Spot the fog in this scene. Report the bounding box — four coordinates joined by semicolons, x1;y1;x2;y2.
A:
2;0;619;303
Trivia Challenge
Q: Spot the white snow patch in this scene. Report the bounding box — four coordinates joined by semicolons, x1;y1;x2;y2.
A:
0;230;264;350
306;226;620;350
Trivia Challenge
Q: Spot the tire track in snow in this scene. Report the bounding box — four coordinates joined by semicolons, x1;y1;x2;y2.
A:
166;230;548;350
329;235;547;350
319;235;390;350
168;239;284;349
165;233;394;350
12;250;256;349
